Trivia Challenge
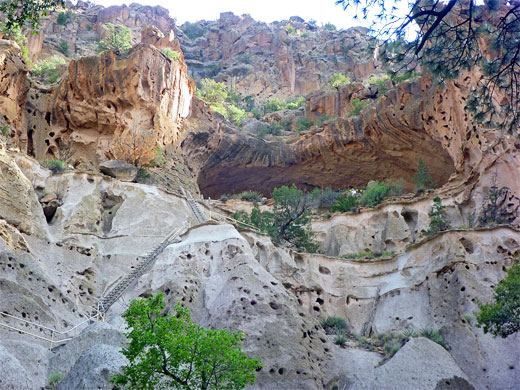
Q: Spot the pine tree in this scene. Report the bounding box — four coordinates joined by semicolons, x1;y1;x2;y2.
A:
414;158;435;190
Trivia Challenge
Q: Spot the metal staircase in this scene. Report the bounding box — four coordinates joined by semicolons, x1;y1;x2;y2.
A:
98;226;184;313
182;188;207;223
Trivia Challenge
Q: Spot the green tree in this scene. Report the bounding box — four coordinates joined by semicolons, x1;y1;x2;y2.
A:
425;196;449;236
0;0;64;30
476;262;520;338
414;158;435;190
56;11;67;25
196;78;228;110
97;23;132;53
162;47;180;60
112;293;262;390
335;0;520;131
329;73;351;88
331;193;359;212
235;185;319;252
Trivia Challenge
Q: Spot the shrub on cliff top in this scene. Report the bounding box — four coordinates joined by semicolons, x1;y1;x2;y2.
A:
359;180;402;207
162;47;180;60
97;23;132;54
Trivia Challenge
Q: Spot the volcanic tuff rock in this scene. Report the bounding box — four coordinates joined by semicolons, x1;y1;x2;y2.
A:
25;40;192;166
179;13;379;99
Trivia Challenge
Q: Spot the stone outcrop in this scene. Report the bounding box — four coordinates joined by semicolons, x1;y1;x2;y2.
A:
179;14;378;99
99;160;138;182
25;41;192;166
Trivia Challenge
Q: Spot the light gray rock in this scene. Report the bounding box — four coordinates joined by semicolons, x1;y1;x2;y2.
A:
100;160;138;182
50;322;127;376
58;344;128;390
0;344;32;390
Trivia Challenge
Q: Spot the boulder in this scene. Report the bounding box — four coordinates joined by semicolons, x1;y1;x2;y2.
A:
99;160;138;182
58;344;128;390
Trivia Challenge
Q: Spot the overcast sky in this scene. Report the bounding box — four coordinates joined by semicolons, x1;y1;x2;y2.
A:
94;0;401;30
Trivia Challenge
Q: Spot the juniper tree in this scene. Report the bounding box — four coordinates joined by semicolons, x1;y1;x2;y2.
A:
414;158;435;190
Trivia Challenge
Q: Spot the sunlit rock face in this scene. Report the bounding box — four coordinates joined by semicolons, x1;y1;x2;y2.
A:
25;41;192;166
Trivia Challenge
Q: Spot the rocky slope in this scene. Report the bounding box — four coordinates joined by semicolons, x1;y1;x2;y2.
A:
0;2;519;390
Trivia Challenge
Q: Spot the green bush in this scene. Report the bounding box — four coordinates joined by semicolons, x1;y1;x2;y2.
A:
476;261;520;338
286;95;305;110
329;73;351;88
182;22;206;40
368;75;391;96
321;316;348;334
150;146;165;167
236;53;253;64
257;123;282;138
391;71;421;84
478;185;508;226
331;193;359;212
348;98;369;117
58;40;69;56
420;329;445;347
239;190;262;202
162;47;180;60
309;188;340;209
47;371;64;389
334;334;347;346
263;98;286;113
32;55;67;83
284;23;296;35
296;118;315;132
323;22;337;31
42;159;66;174
0;22;27;46
227;104;247;127
97;23;132;53
1;125;9;135
56;11;67;25
359;180;402;207
425;197;449;236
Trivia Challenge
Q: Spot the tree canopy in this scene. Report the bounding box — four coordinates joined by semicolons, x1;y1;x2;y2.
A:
0;0;64;30
335;0;520;132
476;261;520;338
112;293;262;390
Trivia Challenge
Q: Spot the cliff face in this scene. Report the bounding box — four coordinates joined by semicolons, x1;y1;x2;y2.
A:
180;13;378;100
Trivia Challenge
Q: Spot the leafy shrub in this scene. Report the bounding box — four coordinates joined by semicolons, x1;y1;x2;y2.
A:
56;11;67;25
321;316;348;334
32;56;67;83
227;104;247;127
257;123;282;138
476;261;520;338
42;159;66;174
0;22;27;46
368;74;391;96
263;98;286;113
58;40;69;56
182;22;206;40
47;371;64;389
391;71;421;84
110;129;158;171
359;180;402;207
87;23;92;31
331;193;359;212
323;22;337;31
149;146;165;167
97;23;132;53
479;184;508;226
286;95;305;110
329;73;351;88
162;47;180;60
414;158;435;190
239;190;262;202
342;251;375;260
420;329;445;347
309;188;340;209
236;53;253;64
296;118;315;131
348;98;369;117
1;125;9;135
334;334;347;346
284;23;296;34
425;197;449;236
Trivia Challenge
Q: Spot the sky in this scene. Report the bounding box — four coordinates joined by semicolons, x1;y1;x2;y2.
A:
93;0;409;30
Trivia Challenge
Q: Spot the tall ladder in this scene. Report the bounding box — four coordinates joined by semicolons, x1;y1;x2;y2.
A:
98;227;183;314
182;188;207;224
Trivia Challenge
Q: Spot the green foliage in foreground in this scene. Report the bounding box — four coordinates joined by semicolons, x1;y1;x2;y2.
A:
476;262;520;338
359;180;402;207
234;185;319;252
112;293;262;390
0;0;64;31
